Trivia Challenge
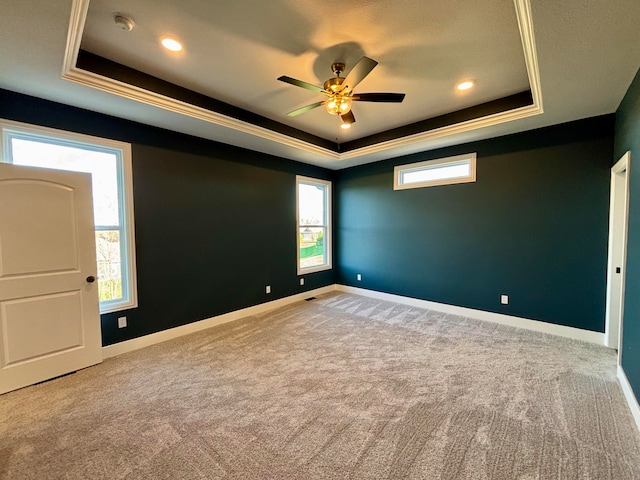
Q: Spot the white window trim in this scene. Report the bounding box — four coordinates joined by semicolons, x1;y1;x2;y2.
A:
296;175;332;275
0;119;138;314
394;152;477;190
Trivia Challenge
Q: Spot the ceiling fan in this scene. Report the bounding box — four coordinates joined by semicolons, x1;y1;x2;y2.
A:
277;57;405;128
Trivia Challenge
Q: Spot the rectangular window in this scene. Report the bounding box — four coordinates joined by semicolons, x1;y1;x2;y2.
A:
394;153;477;190
296;176;331;275
1;120;137;314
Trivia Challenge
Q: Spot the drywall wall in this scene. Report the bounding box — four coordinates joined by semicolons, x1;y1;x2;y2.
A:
0;88;335;346
615;65;640;399
336;116;614;332
0;86;617;347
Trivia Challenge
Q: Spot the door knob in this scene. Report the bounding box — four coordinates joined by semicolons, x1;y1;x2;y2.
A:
86;276;96;283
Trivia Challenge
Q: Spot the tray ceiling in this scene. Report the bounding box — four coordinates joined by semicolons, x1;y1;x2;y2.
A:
1;0;640;168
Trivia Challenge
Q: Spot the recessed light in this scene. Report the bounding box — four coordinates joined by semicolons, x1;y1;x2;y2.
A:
340;123;351;130
457;80;475;91
161;37;183;52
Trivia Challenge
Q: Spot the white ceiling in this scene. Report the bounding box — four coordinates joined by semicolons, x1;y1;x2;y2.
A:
81;0;529;141
2;0;640;169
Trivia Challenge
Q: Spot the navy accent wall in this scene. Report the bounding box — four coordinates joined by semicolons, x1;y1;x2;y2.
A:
0;89;335;346
336;116;614;332
615;65;640;399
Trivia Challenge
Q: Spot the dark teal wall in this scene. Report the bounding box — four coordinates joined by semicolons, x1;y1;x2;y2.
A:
615;65;640;399
336;116;614;331
0;87;618;348
0;89;335;346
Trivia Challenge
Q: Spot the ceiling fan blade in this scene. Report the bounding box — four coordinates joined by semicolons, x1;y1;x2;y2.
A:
277;76;325;94
341;57;378;93
287;101;325;116
341;111;356;124
352;93;406;103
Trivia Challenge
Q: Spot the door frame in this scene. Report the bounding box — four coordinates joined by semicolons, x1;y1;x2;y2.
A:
605;151;630;359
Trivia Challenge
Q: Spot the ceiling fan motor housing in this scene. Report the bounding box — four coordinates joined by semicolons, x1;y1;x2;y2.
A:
324;77;345;93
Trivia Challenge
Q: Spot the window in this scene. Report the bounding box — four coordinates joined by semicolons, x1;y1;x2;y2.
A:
296;176;331;274
394;153;477;190
1;120;137;314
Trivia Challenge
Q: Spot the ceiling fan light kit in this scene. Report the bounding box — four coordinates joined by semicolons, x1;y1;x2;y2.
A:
325;96;352;115
278;57;405;128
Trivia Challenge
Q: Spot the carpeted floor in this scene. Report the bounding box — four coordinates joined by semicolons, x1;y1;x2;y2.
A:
1;292;640;479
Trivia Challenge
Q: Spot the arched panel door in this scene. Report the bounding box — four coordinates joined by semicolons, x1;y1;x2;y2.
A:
0;163;101;394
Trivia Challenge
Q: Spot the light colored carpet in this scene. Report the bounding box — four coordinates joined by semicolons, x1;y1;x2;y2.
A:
1;292;639;479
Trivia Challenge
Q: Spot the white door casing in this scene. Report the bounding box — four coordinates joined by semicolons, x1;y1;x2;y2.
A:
605;152;630;356
0;163;102;394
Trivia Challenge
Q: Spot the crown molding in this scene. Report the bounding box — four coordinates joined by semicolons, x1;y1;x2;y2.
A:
64;66;341;159
515;0;543;111
337;104;541;161
62;0;88;77
62;0;543;162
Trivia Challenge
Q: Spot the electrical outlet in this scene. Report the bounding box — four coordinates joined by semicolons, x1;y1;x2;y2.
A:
357;273;362;281
300;278;304;286
266;285;271;294
118;316;127;328
501;295;509;305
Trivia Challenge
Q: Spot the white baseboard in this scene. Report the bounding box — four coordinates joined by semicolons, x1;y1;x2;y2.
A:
618;365;640;433
102;285;336;359
103;283;607;359
336;285;606;345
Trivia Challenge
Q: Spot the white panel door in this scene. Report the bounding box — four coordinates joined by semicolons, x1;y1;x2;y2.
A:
0;163;101;394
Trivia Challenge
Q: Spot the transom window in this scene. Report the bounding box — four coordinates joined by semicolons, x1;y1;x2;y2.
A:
0;120;137;314
296;176;332;274
394;153;477;190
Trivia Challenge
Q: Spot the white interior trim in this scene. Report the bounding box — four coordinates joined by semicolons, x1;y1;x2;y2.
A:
0;118;138;314
605;152;630;353
102;285;336;358
514;0;543;111
393;152;476;190
617;365;640;433
296;175;332;275
336;285;606;345
64;66;341;160
104;283;608;360
63;0;543;163
62;0;88;77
